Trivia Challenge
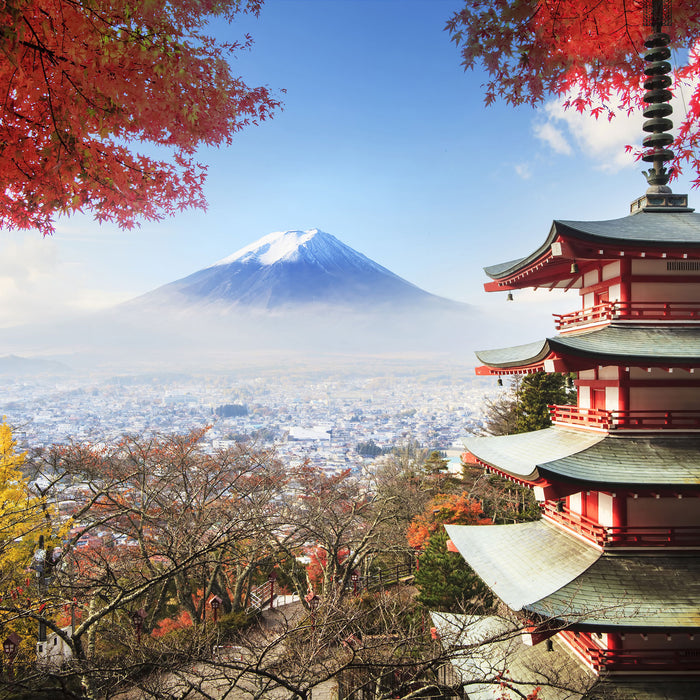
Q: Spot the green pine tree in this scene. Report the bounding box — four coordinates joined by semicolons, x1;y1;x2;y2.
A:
482;372;576;436
414;530;491;611
515;372;576;433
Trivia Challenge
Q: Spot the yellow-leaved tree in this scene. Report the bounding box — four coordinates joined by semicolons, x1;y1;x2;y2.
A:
0;420;57;666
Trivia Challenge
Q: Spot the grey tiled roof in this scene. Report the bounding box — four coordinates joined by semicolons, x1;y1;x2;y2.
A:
476;326;700;368
484;212;700;280
549;326;700;363
529;554;700;628
464;428;604;481
445;521;601;611
556;212;700;246
544;433;700;485
465;428;700;486
475;339;549;368
446;522;700;628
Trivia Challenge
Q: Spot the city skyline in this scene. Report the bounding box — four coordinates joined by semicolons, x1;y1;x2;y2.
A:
0;0;695;333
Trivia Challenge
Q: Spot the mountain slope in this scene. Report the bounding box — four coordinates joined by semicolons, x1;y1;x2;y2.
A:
132;229;463;311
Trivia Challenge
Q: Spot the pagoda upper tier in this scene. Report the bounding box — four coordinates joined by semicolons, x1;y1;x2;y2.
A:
464;428;700;491
485;210;700;292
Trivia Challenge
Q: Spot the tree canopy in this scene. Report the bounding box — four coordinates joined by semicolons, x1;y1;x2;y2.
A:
446;1;700;184
0;0;281;234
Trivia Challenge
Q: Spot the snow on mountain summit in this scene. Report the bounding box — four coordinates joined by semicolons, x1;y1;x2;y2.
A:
211;229;389;275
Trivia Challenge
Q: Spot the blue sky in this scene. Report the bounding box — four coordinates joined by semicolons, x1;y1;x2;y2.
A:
0;0;696;331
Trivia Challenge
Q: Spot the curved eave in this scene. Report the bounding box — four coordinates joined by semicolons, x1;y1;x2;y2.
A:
475;339;552;370
465;428;700;487
445;521;601;611
476;326;700;373
548;325;700;366
528;554;700;628
484;212;700;291
464;428;604;484
446;521;700;628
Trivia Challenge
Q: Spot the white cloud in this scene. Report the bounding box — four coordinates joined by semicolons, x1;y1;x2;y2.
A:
534;98;642;171
0;231;128;328
533;121;573;156
534;75;699;172
514;163;533;179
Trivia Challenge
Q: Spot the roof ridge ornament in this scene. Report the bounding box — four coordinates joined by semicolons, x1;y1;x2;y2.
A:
630;0;693;214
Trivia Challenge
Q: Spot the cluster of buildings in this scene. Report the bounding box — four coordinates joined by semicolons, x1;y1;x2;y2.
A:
1;368;494;475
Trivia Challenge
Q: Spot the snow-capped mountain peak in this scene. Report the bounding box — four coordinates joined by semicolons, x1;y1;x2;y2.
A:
213;229;320;267
210;228;388;274
131;228;466;313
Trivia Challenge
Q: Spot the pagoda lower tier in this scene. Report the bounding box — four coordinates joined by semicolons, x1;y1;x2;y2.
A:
446;520;700;680
432;611;700;700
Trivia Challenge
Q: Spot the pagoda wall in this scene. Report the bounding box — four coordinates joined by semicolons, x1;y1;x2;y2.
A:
582;262;621;307
630;386;700;411
619;633;700;652
562;491;699;530
567;492;615;527
627;497;699;528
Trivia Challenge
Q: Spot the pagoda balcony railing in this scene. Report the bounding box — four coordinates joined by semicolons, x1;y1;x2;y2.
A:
549;405;700;431
542;502;700;548
542;501;607;546
592;648;700;673
562;632;700;672
553;301;700;331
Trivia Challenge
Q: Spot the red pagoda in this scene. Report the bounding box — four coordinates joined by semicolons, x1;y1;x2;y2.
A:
443;8;700;700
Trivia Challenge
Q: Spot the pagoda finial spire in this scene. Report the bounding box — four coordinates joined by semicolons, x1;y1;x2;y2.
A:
630;0;692;213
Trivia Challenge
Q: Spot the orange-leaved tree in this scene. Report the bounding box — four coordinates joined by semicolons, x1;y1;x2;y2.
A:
446;0;700;183
407;492;491;551
0;0;281;234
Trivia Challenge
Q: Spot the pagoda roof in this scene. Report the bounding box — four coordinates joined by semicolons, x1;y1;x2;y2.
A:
475;325;700;372
446;521;700;628
531;553;700;628
463;427;700;487
484;212;700;290
445;521;600;611
430;613;592;700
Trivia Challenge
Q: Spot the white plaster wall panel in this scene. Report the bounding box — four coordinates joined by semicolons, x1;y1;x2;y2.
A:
598;493;613;527
602;262;620;281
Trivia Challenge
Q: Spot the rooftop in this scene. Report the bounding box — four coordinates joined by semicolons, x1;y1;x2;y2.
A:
463;427;700;487
475;325;700;372
447;521;700;628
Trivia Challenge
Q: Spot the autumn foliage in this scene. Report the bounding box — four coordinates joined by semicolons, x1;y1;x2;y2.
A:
0;0;281;233
407;492;491;550
447;0;700;183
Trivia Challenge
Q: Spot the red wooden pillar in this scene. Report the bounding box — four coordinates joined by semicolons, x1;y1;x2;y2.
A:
619;258;632;305
611;492;626;529
618;366;630;415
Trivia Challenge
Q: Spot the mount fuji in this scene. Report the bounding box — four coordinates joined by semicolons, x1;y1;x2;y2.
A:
2;230;479;370
131;228;463;312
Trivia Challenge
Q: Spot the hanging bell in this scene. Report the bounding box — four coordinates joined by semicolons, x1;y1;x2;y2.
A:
570;262;579;274
506;292;514;301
